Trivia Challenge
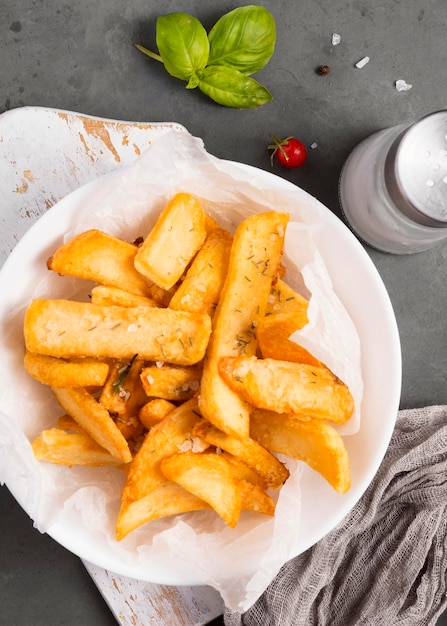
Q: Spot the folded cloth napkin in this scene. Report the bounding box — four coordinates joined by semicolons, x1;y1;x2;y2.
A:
224;406;447;626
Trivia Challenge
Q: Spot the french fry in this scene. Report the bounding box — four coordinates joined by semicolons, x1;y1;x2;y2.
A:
251;409;351;493
116;481;210;541
32;427;125;467
193;419;289;489
51;387;132;463
199;211;289;438
140;364;202;401
134;193;207;290
160;451;241;528
138;398;176;429
121;397;202;503
168;227;233;317
24;299;212;365
47;229;152;297
24;350;109;388
219;355;354;424
90;285;158;308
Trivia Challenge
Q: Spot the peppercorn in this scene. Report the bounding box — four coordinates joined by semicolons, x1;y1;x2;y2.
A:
317;65;330;75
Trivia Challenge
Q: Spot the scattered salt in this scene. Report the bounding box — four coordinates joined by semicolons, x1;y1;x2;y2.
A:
127;323;138;332
395;79;412;92
310;142;318;149
355;56;370;69
331;33;341;46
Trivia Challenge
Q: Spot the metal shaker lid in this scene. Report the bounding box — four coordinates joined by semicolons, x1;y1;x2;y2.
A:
385;110;447;227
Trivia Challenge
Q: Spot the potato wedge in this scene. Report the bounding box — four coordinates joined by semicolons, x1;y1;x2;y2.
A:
140;364;202;401
121;397;202;503
169;227;233;317
219;452;269;491
47;229;151;297
258;312;322;367
24;299;211;365
160;451;241;528
193;420;289;489
116;481;210;540
32;427;124;467
100;356;147;420
219;355;354;424
251;409;351;493
90;285;158;308
234;479;275;516
51;387;132;463
138;398;176;429
134;193;207;290
199;211;289;438
267;279;309;315
24;350;109;388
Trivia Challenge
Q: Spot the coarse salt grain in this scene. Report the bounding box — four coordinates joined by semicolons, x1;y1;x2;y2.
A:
310;142;318;149
127;323;138;332
355;56;370;69
395;79;412;92
331;33;341;46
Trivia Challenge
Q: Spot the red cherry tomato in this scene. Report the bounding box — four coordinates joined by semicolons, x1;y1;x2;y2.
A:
268;134;307;169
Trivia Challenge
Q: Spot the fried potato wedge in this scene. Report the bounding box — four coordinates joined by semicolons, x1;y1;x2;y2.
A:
193;420;289;489
160;451;241;528
258;312;322;367
218;452;268;491
24;350;109;388
134;193;207;290
138;398;176;429
121;397;202;503
32;427;124;467
251;409;351;493
90;285;158;308
116;481;210;540
169;227;233;317
24;299;211;365
51;387;132;463
140;364;202;401
235;479;275;516
199;211;289;438
267;279;309;315
219;356;354;424
100;356;147;420
47;229;151;297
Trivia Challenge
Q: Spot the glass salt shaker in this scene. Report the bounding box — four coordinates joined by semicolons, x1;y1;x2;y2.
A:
339;110;447;254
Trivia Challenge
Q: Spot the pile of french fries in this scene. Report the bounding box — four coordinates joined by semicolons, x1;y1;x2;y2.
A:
23;192;354;540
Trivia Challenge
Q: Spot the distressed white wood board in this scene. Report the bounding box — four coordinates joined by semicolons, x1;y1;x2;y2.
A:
84;561;224;626
0;106;224;625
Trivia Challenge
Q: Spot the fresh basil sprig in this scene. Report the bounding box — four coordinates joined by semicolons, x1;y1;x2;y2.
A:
135;5;276;109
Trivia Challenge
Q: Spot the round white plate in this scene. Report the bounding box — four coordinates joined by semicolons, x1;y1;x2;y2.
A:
0;162;401;585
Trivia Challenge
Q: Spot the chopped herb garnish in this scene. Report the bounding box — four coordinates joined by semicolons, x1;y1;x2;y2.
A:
112;354;138;394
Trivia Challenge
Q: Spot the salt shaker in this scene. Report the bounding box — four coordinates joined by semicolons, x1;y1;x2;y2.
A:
339;110;447;254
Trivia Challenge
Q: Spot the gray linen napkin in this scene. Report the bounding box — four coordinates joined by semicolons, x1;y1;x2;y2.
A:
224;405;447;626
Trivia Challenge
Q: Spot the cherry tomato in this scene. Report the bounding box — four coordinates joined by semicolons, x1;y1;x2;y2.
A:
268;134;307;169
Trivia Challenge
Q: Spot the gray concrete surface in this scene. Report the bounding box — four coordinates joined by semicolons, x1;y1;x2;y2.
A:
1;1;447;624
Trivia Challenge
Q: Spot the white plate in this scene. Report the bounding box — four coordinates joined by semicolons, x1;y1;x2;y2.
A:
0;159;401;586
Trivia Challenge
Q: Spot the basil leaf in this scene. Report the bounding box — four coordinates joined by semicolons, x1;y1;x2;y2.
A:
208;5;276;75
156;12;209;80
197;65;272;109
